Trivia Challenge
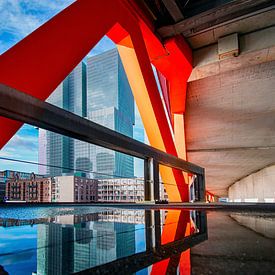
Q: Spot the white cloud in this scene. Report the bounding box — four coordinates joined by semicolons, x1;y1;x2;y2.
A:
7;135;37;150
0;125;38;162
0;1;117;55
0;151;13;157
0;0;75;53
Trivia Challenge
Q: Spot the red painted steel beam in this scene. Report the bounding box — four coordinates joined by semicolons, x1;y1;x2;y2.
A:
0;0;193;201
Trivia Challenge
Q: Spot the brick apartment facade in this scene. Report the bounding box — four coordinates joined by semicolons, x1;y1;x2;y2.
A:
0;170;44;201
5;173;52;202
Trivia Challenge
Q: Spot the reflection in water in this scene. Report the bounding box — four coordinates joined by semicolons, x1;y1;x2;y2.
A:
191;212;275;275
37;214;136;274
35;211;138;274
2;208;275;274
231;213;275;239
0;208;206;275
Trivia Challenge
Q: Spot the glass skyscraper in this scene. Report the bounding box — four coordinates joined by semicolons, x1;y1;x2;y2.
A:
39;49;135;178
39;62;87;176
74;49;135;178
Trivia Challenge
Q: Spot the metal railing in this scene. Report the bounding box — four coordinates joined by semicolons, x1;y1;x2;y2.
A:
0;83;205;202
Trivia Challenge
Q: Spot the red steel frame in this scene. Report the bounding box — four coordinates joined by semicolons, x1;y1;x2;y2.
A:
0;0;195;272
0;0;193;202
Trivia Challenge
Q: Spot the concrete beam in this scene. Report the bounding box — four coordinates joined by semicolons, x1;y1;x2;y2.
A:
162;0;184;22
186;8;275;49
158;0;274;38
189;26;275;81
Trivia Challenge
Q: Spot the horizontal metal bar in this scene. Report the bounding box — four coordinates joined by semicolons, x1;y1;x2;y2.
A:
0;84;204;175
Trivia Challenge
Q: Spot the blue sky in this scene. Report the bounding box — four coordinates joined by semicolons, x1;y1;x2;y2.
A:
0;125;39;172
0;0;76;173
0;0;144;175
0;0;116;55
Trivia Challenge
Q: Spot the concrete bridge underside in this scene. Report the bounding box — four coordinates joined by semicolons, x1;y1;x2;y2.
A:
141;0;275;198
185;24;275;197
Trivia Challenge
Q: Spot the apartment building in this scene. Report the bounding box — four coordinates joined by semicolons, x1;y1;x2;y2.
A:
5;173;52;202
52;175;98;203
0;170;44;201
98;178;144;202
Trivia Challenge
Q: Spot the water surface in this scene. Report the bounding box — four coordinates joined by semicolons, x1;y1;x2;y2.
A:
0;206;275;274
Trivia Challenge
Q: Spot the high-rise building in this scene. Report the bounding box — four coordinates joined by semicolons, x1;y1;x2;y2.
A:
39;50;135;179
74;49;135;178
39;62;86;176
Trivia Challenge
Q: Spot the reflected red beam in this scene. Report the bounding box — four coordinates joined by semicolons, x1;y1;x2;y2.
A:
151;210;191;274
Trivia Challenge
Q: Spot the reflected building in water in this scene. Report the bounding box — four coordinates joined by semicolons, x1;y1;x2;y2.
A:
1;208;209;275
36;211;137;274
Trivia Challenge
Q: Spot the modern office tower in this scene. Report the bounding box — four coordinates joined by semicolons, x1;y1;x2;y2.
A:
39;50;135;179
115;222;136;259
74;48;135;178
74;140;92;174
39;62;86;176
73;223;94;272
67;62;87;117
44;82;71;176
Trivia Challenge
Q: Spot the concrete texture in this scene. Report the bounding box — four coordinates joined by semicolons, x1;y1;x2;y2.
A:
229;165;275;202
191;211;275;275
185;60;275;197
189;26;275;81
186;8;275;49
